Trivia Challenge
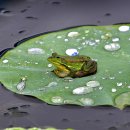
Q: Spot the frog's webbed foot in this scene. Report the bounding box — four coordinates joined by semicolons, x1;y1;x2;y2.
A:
53;69;70;78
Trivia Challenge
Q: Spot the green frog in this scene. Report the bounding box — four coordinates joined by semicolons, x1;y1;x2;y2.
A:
47;53;97;78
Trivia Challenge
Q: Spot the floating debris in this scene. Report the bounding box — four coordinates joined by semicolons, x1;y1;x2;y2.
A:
118;26;129;32
2;59;8;63
79;98;94;106
86;81;100;88
65;48;79;56
72;86;93;95
16;77;26;91
51;96;63;104
104;43;120;51
68;32;79;37
28;48;44;54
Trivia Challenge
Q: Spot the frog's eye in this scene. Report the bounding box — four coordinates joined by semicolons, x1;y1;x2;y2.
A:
56;56;60;58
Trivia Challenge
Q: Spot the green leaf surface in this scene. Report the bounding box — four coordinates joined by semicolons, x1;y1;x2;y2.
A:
0;24;130;109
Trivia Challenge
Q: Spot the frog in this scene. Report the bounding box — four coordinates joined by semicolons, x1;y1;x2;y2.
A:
47;53;97;78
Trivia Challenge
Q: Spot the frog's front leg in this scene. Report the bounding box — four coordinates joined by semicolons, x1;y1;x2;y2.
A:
53;69;70;78
53;66;70;78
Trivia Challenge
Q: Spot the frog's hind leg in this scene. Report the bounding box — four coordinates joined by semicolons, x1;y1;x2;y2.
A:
82;60;97;75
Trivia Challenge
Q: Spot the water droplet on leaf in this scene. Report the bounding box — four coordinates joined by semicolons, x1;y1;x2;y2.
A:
28;48;44;54
86;81;100;88
72;86;93;95
115;92;130;109
57;36;62;39
51;96;63;104
79;98;94;106
112;88;117;93
47;82;57;87
68;32;79;37
64;39;69;42
16;77;26;91
118;26;129;32
48;64;52;67
112;38;120;42
2;59;8;63
63;77;73;82
117;82;123;87
65;48;79;56
104;43;120;51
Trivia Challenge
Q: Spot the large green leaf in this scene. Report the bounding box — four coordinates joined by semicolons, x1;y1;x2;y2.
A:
0;24;130;109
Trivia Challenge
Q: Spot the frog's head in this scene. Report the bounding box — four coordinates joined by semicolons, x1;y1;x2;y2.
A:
47;53;64;67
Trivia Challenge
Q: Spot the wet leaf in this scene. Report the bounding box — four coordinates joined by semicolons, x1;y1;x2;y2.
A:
0;24;130;109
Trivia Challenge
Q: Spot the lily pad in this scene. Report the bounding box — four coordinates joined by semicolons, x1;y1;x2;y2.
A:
0;24;130;109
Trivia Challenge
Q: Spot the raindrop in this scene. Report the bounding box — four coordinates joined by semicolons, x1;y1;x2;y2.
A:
68;32;79;37
48;64;52;67
111;88;117;93
72;86;93;95
65;48;79;56
79;98;94;106
51;96;63;104
28;48;44;54
35;62;38;65
16;77;26;91
112;38;119;42
2;59;8;63
86;81;100;88
118;26;129;32
63;77;73;82
104;43;120;51
117;82;123;87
